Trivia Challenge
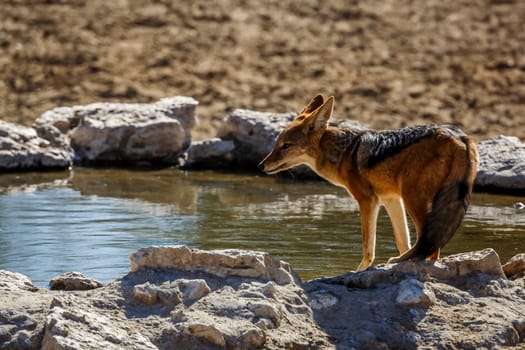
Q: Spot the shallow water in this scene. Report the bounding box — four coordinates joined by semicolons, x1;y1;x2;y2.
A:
0;168;524;287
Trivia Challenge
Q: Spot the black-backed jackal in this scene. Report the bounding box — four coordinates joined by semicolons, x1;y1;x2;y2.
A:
258;95;478;271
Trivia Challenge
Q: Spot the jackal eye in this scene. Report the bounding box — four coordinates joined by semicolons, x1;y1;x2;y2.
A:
281;143;291;150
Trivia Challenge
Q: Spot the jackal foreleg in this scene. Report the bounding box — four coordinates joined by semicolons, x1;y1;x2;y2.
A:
356;198;380;272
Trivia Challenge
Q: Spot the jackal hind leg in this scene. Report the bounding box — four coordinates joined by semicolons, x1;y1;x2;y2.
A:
382;197;411;254
387;193;429;264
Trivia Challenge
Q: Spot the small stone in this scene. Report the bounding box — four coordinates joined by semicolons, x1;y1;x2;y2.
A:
132;282;159;305
49;272;103;291
177;279;211;301
248;302;281;326
396;279;434;308
183;322;226;347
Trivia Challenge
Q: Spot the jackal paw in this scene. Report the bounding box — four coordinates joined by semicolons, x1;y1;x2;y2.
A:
387;256;402;264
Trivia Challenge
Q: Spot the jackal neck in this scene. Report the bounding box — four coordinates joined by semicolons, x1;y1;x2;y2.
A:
319;127;362;166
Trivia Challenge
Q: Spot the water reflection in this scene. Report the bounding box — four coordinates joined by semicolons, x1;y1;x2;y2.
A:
0;168;523;287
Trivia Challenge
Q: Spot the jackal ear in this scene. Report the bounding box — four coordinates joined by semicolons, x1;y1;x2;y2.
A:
308;96;334;133
300;94;325;114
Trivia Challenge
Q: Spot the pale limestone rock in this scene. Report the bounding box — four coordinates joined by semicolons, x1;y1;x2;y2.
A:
49;272;103;291
395;278;435;307
0;270;51;349
0;120;73;170
439;248;505;277
177;279;211;300
0;270;38;292
2;247;525;349
217;109;297;166
34;96;197;165
42;294;156;350
476;135;525;190
247;302;282;326
129;245;297;285
182;322;226;347
132;282;159;305
183;138;235;169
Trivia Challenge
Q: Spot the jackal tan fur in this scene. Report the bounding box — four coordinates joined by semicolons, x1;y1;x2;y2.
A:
259;94;478;271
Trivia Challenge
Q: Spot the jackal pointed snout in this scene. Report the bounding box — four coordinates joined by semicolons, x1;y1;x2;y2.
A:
257;162;265;172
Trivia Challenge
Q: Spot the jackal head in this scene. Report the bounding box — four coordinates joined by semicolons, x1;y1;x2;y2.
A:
258;94;334;174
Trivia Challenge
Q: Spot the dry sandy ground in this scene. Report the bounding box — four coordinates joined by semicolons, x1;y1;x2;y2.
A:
1;0;524;141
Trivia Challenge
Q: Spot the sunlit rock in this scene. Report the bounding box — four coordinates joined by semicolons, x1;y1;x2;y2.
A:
42;294;157;350
476;135;525;191
34;96;197;165
395;278;435;307
0;120;73;170
177;279;211;300
217;109;297;167
0;270;50;349
2;247;525;349
129;245;297;285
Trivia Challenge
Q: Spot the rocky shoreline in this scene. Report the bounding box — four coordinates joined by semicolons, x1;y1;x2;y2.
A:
1;96;524;193
1;246;524;349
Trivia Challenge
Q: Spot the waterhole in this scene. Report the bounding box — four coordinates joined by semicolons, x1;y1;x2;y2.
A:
0;168;523;287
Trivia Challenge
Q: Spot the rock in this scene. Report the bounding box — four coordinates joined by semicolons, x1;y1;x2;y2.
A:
0;270;39;292
324;248;505;289
34;96;197;166
132;282;160;305
182;323;226;347
307;249;525;349
129;245;297;285
2;247;525;349
183;138;235;169
438;248;505;277
395;278;435;308
0;120;73;171
42;294;157;350
177;279;211;300
0;270;51;350
503;253;525;279
476;135;525;191
49;272;103;291
130;279;210;306
216;109;297;167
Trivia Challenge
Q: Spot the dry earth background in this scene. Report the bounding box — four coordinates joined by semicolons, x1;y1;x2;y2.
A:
1;0;524;141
